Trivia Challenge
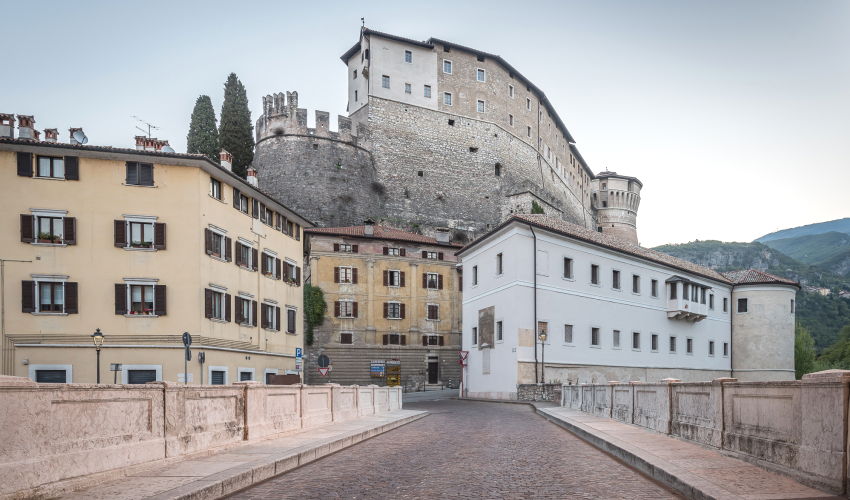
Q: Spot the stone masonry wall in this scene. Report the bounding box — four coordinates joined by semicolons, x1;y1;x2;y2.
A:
516;383;562;402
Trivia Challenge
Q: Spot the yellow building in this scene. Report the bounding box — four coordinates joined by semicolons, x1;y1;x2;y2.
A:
0;132;311;384
304;223;462;389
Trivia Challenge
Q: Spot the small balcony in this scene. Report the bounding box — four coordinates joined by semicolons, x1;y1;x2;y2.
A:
667;297;708;321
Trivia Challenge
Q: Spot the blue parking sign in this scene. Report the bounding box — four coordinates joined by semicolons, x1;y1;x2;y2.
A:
295;348;303;358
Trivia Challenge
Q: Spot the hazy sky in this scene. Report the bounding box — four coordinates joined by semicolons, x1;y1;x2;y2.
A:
4;0;848;247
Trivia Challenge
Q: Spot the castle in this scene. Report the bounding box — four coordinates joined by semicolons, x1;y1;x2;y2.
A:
254;28;642;245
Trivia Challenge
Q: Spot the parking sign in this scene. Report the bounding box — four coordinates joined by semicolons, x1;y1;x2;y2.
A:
295;347;303;359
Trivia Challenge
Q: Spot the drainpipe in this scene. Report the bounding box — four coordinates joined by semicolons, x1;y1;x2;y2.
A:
729;286;734;379
528;224;538;384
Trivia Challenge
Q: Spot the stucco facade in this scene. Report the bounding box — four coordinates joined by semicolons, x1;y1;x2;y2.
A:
731;284;797;381
0;139;310;384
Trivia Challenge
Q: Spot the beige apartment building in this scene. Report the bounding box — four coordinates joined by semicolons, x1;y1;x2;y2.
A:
0;126;310;384
304;223;462;389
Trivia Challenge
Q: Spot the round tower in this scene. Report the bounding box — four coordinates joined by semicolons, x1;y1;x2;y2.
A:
590;171;642;245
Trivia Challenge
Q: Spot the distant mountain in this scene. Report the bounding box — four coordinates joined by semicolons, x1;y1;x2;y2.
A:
761;231;850;269
755;217;850;243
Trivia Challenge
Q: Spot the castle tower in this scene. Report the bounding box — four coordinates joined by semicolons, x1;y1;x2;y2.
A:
590;171;642;245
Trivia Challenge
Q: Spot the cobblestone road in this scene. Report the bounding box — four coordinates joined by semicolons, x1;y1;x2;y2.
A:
231;399;681;499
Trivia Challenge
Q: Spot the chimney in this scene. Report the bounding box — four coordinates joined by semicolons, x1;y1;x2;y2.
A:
69;128;85;145
17;115;35;140
135;135;146;150
44;128;59;143
220;149;233;171
246;167;258;187
364;218;375;236
0;114;14;138
33;129;41;141
435;227;451;244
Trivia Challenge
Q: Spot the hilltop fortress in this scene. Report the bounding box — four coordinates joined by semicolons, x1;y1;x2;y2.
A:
254;28;642;244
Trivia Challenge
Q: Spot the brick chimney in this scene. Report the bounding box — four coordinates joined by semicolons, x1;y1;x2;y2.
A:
220;149;233;171
0;114;14;138
364;218;375;236
435;227;451;244
44;128;59;143
246;167;258;187
135;136;146;150
17;115;35;140
69;128;85;145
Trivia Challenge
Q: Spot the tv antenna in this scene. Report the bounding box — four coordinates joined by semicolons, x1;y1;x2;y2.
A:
132;115;160;138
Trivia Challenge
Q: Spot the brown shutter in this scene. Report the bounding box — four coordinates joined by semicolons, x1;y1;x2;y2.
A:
383;302;389;318
63;217;76;245
421;251;427;258
235;244;243;266
252;199;259;218
64;156;79;180
352;301;358;317
114;220;126;247
400;271;406;287
204;228;212;254
224;237;232;261
232;187;240;209
439;336;445;346
21;281;35;313
20;214;34;243
204;289;213;318
438;252;444;260
235;297;243;323
333;243;340;252
154;285;166;316
352;244;359;253
382;334;389;345
438;274;444;290
334;267;340;283
352;267;358;284
334;300;340;317
261;255;268;275
400;335;407;345
400;248;406;257
252;300;258;326
224;293;232;322
275;306;281;331
17;152;33;177
64;282;78;314
252;248;258;271
115;284;126;315
383;246;388;255
400;303;406;319
154;223;166;250
275;258;282;279
295;224;301;241
422;335;428;346
296;267;301;285
383;270;388;286
260;304;268;329
422;273;427;288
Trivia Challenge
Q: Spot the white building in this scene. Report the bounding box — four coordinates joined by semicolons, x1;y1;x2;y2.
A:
457;214;799;400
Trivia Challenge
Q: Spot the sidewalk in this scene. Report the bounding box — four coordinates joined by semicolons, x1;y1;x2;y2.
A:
59;409;426;500
537;407;839;500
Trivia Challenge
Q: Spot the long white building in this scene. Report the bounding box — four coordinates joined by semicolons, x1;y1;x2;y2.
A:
457;214;799;400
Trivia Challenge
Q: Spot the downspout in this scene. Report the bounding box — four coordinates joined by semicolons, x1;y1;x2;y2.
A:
529;224;538;384
729;286;734;379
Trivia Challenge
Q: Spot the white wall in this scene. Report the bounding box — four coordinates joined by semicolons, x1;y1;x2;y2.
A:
732;284;796;380
366;37;438;110
462;223;734;397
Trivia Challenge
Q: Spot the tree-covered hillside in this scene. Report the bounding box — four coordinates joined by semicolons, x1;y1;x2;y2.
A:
761;231;850;268
755;217;850;243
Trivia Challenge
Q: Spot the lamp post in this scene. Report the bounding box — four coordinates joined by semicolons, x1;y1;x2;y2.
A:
91;328;104;383
538;331;547;384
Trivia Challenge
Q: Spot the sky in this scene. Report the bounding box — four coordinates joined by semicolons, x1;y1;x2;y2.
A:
3;0;848;247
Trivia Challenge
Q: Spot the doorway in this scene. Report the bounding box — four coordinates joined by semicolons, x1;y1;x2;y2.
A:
427;355;439;384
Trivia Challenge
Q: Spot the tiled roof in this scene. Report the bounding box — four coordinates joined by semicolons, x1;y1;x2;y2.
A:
459;214;732;284
721;269;800;287
305;225;462;247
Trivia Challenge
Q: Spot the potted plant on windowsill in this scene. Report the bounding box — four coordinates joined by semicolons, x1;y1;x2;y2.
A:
37;232;61;244
131;241;153;249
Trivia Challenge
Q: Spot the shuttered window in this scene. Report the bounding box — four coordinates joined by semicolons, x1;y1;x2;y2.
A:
287;308;296;333
127;370;157;384
240;371;253;381
115;283;165;316
22;280;78;314
21;214;76;245
210;370;226;385
35;369;68;383
125;162;154;186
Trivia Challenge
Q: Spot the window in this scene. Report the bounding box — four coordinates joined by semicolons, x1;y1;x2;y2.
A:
686;338;694;354
236;296;255;326
129;284;155;315
33;214;64;244
235;192;248;213
287;308;296;333
340;332;353;344
424;85;431;98
496;321;503;341
210;369;227;385
669;336;677;353
33;367;70;383
210;178;222;200
723;342;729;356
613;330;621;348
422;251;441;260
443;92;453;106
404;50;412;63
337;300;355;318
509;114;514;126
496;253;503;275
236;242;255;270
386;302;402;319
701;288;706;304
670;283;678;300
354;90;358;101
591;264;599;285
495;163;502;176
206;289;227;320
205;228;228;259
737;298;748;313
126;162;153;186
423;334;443;346
791;299;795;314
683;283;689;301
405;83;412;94
239;370;254;382
472;326;478;344
387;270;402;287
709;341;715;356
709;294;715;310
632;275;640;294
509;84;515;97
651;279;658;297
612;270;621;290
286;260;300;283
723;297;728;312
128;221;153;248
36;156;64;178
632;332;640;350
591;327;600;346
472;265;478;285
427;304;439;320
381;75;390;89
527;126;532;138
526;97;531;110
261;303;279;331
425;272;440;289
338;266;353;284
384;333;405;345
353;69;357;79
651;334;658;352
476;68;486;82
476;100;485;113
443;59;452;74
38;281;65;312
336;243;354;253
564;324;573;343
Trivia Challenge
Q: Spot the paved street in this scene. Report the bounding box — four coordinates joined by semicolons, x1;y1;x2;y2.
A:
231;399;681;499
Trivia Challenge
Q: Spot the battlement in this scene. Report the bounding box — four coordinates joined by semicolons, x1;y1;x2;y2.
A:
256;90;368;146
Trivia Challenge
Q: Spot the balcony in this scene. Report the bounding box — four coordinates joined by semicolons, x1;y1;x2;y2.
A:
666;297;707;322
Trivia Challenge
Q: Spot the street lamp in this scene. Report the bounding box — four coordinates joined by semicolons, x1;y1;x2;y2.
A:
91;328;104;383
538;331;547;384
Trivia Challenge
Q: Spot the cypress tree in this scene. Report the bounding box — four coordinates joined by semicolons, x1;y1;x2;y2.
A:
186;95;219;162
219;73;254;178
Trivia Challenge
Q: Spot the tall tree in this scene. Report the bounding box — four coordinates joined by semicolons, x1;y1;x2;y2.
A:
186;95;219;162
219;73;254;178
794;324;817;379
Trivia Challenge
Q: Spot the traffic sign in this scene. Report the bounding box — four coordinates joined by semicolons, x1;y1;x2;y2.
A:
460;351;469;361
317;354;330;368
182;332;192;346
318;366;330;376
295;347;303;359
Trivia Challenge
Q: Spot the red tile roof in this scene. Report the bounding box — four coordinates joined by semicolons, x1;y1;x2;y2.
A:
721;269;800;287
305;225;462;247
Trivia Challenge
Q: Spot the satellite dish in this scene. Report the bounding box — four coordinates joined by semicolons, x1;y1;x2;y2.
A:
161;145;175;153
72;130;88;145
